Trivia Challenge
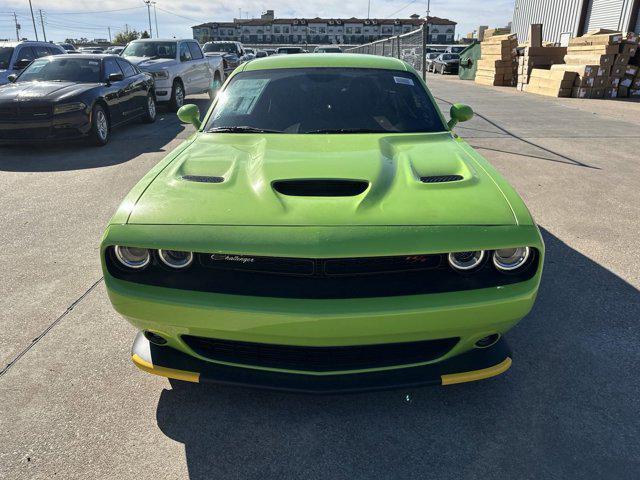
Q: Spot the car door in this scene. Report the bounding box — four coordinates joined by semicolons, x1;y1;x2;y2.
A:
178;42;197;95
114;58;140;120
187;41;210;92
102;57;124;124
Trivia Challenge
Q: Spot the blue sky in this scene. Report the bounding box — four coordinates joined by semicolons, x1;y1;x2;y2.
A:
0;0;514;43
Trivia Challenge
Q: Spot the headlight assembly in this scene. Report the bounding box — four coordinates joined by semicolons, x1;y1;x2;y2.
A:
53;102;86;115
493;247;531;272
114;246;150;269
158;249;194;269
448;250;485;272
152;70;170;80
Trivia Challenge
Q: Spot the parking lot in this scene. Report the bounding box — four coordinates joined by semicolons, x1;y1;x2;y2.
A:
1;75;639;479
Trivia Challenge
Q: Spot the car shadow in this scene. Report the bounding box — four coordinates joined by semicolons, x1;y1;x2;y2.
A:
154;228;639;479
0;98;210;172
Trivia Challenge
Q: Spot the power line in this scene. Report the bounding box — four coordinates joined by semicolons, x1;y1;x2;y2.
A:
154;5;207;23
385;0;419;18
47;6;145;15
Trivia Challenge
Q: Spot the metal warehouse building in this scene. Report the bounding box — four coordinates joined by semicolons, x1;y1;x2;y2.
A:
512;0;640;44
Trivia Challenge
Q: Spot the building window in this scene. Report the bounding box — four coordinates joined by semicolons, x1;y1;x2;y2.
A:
283;26;289;33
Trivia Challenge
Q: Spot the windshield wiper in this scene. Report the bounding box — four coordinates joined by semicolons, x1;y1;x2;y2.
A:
304;128;387;134
206;126;282;134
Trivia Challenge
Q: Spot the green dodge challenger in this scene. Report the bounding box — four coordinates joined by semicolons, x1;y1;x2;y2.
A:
101;54;544;393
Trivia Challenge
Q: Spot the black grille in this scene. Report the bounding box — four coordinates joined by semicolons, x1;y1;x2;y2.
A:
181;175;224;183
420;175;463;183
182;335;460;371
0;104;52;123
272;179;369;196
106;248;539;299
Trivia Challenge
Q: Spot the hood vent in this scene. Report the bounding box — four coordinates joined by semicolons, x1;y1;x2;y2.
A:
273;179;369;197
182;175;224;183
420;175;463;183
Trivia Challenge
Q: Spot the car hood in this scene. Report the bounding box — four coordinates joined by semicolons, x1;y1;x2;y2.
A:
127;132;518;226
126;57;177;70
0;81;95;102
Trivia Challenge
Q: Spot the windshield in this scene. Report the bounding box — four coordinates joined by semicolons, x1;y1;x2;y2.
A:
0;47;14;69
318;47;342;53
122;41;176;59
17;57;101;83
205;68;445;134
203;43;236;53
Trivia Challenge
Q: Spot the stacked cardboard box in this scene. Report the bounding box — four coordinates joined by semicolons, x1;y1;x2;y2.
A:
517;25;567;91
549;31;625;98
475;34;518;87
614;32;640;98
523;69;577;97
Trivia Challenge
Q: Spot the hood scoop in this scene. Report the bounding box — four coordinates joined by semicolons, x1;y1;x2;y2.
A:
182;175;224;183
420;175;463;183
272;179;369;197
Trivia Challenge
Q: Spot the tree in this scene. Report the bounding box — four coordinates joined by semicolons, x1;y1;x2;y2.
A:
140;30;150;39
113;30;139;45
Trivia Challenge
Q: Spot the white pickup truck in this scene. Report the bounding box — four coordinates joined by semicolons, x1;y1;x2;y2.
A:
121;38;224;111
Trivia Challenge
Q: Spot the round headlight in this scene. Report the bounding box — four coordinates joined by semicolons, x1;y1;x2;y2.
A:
493;247;531;271
114;246;150;269
158;249;193;269
448;250;485;271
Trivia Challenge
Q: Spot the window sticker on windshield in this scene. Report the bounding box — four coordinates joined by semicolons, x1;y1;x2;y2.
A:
226;78;270;115
394;76;414;86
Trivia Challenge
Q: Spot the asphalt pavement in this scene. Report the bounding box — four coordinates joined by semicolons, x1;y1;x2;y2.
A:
1;77;638;479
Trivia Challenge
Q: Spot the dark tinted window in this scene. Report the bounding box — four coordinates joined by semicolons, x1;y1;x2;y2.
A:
103;58;123;80
205;68;445;134
0;47;13;69
17;57;101;82
187;42;203;59
46;46;62;55
122;41;176;59
15;46;35;62
203;42;237;54
179;43;192;61
116;58;136;77
33;45;50;57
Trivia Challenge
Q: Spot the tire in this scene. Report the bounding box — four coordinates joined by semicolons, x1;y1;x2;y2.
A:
168;79;185;112
87;104;109;146
141;93;157;124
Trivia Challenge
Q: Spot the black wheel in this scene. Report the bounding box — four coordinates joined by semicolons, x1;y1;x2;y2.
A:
168;80;184;112
87;104;109;146
141;93;157;123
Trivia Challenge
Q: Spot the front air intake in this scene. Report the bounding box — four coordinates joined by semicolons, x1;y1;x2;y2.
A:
272;179;369;197
420;175;463;183
182;175;224;183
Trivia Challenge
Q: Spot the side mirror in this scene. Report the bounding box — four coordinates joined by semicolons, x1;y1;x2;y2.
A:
7;74;17;83
448;103;473;129
108;72;124;83
177;104;201;129
13;59;32;70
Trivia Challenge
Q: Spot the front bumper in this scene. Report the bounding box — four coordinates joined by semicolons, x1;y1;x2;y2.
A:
132;331;512;393
0;110;91;144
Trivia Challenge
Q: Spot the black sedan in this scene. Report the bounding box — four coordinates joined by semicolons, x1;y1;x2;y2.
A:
0;54;155;146
432;53;460;75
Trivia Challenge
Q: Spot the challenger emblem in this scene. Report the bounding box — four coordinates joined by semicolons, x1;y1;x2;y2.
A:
211;254;255;263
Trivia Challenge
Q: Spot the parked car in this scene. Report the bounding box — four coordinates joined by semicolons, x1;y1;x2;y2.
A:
101;54;544;392
314;45;342;53
0;54;155;146
202;41;244;75
432;53;460;74
105;46;124;55
0;41;66;85
276;46;304;55
78;47;105;53
425;52;440;72
254;50;268;58
264;49;276;56
58;43;78;53
244;48;255;56
122;39;224;111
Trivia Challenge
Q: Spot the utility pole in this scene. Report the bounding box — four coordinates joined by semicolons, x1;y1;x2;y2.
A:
13;12;20;41
152;2;159;38
108;27;112;43
144;1;153;38
367;0;371;19
39;10;47;42
28;0;38;41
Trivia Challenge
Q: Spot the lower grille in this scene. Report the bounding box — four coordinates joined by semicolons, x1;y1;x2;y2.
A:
182;335;460;371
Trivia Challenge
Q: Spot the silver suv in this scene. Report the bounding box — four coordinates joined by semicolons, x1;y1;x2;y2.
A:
0;41;66;84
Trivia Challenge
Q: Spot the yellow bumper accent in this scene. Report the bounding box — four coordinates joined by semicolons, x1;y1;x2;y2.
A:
441;357;512;385
131;354;200;383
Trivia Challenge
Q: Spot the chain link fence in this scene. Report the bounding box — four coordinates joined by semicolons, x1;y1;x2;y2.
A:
345;26;426;76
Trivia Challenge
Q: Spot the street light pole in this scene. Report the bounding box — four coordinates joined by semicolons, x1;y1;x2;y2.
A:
39;9;46;42
367;0;371;19
28;0;39;41
13;12;21;41
144;0;153;38
152;2;159;38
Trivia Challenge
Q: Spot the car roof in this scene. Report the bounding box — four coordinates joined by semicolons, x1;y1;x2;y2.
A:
242;53;408;72
129;38;191;43
0;40;59;47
